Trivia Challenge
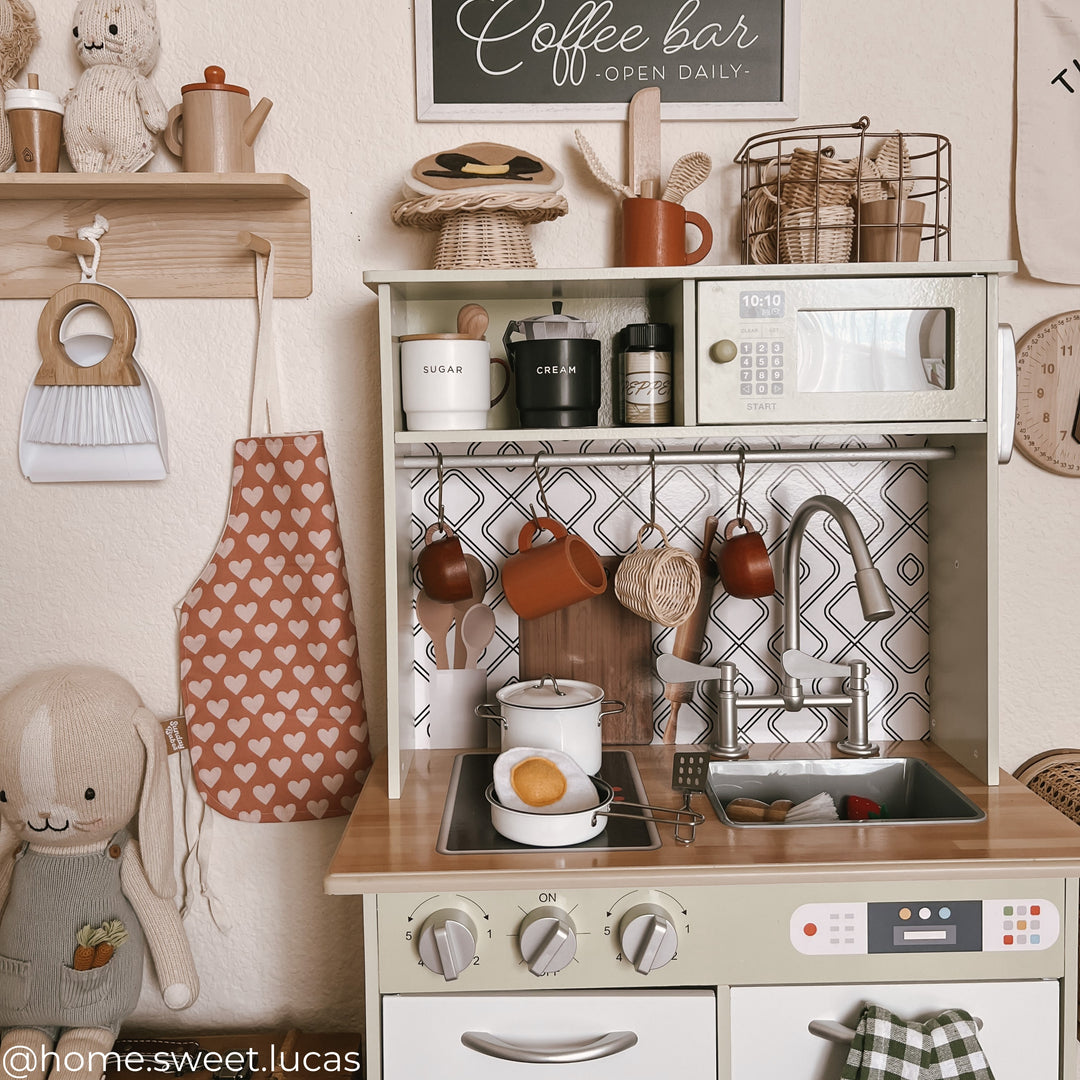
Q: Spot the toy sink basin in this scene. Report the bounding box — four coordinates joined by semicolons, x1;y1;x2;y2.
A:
706;757;986;828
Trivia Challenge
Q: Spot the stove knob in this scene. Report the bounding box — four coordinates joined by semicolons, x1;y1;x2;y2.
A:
417;908;478;982
619;903;678;974
519;906;578;976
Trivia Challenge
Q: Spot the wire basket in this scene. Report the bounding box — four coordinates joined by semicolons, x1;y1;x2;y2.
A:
734;116;951;265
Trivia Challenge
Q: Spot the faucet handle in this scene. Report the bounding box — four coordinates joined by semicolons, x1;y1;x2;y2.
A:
656;654;735;685
781;650;850;681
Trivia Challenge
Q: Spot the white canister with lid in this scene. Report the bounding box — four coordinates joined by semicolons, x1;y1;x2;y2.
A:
476;675;625;775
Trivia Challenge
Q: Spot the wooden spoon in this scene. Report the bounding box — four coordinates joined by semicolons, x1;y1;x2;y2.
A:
452;555;487;668
460;603;496;669
416;588;454;669
457;304;489;340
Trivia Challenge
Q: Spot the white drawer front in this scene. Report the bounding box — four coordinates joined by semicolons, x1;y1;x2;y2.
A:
383;989;716;1079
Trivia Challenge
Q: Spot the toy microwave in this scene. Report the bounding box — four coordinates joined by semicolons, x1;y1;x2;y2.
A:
695;275;990;425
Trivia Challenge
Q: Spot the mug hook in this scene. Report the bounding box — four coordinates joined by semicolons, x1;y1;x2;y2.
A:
648;451;658;528
735;447;747;528
436;452;447;531
530;453;552;524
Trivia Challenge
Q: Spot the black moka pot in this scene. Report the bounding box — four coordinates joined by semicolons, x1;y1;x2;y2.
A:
503;302;602;427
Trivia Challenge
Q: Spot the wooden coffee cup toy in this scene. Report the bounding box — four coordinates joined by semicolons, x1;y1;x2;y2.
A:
716;517;775;600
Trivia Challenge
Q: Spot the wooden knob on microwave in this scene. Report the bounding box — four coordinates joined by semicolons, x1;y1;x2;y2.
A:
709;339;739;364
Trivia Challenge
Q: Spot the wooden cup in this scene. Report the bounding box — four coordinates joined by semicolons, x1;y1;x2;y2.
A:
716;518;775;600
621;197;713;267
502;516;607;620
417;523;473;603
6;107;62;172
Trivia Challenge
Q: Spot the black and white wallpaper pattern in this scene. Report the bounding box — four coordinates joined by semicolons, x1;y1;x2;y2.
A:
409;435;931;750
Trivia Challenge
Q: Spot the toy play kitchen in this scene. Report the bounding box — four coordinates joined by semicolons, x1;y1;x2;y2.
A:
327;262;1080;1080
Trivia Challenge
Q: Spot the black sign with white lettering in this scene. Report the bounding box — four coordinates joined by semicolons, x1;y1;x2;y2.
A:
415;0;799;120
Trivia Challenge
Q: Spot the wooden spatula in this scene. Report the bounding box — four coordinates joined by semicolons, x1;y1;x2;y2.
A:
627;87;661;198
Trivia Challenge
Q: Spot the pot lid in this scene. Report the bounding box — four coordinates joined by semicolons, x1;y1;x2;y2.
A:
497;675;604;708
181;66;250;95
510;302;596;339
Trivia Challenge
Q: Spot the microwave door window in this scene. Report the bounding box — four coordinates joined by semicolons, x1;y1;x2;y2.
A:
797;310;949;393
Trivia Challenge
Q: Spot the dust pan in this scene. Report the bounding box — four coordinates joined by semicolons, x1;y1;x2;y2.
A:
19;281;168;483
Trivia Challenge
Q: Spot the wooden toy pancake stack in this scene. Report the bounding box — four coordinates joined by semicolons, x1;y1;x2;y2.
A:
392;141;567;269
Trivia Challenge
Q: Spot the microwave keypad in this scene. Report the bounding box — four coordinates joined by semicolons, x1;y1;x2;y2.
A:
740;341;785;396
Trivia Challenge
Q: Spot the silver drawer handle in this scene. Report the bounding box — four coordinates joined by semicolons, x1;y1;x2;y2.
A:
809;1015;983;1044
461;1030;638;1063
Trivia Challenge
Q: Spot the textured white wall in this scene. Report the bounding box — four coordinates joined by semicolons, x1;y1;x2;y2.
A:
0;0;1070;1036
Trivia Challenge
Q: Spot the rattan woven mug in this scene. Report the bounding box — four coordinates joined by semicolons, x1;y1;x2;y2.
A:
614;524;702;627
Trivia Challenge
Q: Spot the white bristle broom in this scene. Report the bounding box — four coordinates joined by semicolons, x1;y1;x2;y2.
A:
19;280;167;483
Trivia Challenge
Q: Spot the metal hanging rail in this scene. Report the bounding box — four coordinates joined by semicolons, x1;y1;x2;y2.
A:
396;446;956;471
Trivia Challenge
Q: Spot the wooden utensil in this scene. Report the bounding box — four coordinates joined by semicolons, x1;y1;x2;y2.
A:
663;516;718;743
452;554;487;668
518;557;654;744
416;588;454;670
456;303;489;340
627;87;661;198
662;151;712;204
460;603;496;669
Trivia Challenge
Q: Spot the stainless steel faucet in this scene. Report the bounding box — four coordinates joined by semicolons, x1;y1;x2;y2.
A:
656;494;895;759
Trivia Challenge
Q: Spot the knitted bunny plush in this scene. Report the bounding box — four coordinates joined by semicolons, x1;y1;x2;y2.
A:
63;0;167;172
0;666;198;1080
0;0;40;171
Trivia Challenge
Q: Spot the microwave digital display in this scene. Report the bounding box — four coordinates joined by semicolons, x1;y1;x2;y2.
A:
796;309;951;394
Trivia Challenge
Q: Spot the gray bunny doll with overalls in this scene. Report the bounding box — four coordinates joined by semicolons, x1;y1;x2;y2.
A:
0;666;198;1080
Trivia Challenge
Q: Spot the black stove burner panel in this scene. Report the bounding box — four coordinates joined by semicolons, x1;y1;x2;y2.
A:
437;750;662;854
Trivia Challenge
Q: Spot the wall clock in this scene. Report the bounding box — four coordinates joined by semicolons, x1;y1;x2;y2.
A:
1014;310;1080;476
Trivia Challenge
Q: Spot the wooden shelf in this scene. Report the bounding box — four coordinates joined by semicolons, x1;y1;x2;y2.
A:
0;172;312;298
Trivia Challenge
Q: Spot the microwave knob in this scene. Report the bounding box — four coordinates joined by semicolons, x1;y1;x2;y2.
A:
417;908;478;981
709;339;739;364
619;903;678;974
519;905;578;975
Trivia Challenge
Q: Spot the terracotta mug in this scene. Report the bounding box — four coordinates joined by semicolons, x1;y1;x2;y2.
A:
621;197;713;267
417;522;472;603
502;516;607;620
716;518;775;599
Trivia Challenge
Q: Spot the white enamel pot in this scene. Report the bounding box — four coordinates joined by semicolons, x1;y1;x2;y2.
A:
486;777;614;846
476;675;625;776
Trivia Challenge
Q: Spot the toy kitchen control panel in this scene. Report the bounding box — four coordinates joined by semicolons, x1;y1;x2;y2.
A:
374;883;1066;994
791;898;1060;956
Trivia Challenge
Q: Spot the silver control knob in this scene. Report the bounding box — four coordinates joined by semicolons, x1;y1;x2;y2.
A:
709;339;739;364
619;903;678;974
519;906;578;976
417;908;478;982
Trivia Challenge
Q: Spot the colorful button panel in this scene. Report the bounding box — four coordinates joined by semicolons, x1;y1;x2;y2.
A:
790;902;867;955
982;899;1058;952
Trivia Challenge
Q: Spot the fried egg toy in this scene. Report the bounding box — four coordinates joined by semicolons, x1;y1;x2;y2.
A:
493;746;599;814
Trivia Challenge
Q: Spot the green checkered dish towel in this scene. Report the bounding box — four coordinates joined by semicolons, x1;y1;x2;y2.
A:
840;1004;995;1080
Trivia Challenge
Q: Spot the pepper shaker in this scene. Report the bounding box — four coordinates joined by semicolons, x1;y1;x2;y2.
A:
620;322;673;425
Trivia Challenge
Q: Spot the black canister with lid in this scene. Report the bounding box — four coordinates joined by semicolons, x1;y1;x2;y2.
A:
620;322;673;425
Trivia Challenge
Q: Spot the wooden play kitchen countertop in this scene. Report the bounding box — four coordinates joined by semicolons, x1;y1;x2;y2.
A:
325;741;1080;894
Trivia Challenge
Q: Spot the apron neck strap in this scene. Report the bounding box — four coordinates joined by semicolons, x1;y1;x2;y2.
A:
249;247;282;438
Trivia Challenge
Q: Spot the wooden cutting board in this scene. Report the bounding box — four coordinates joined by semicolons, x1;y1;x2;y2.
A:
517;557;655;744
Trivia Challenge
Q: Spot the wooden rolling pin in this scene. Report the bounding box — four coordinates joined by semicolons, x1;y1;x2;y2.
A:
663;515;719;743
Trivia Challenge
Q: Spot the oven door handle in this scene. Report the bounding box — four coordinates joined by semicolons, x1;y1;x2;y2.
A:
460;1030;639;1063
809;1015;983;1044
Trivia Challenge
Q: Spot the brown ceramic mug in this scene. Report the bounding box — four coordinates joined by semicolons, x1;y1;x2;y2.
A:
621;197;713;267
417;522;473;603
502;516;607;620
716;518;775;599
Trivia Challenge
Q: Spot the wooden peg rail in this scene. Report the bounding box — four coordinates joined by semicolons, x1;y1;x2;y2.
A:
0;173;311;299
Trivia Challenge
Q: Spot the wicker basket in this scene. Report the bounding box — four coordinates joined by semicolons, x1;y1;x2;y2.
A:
614;524;701;627
782;147;859;209
778;205;854;264
746;184;779;265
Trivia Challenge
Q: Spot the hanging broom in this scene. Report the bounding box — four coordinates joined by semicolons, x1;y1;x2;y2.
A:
22;281;159;447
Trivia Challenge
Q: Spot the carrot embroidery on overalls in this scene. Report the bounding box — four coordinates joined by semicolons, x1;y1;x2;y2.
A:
72;919;129;969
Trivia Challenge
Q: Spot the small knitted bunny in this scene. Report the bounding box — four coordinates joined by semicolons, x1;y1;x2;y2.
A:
63;0;167;172
0;666;198;1080
0;0;40;172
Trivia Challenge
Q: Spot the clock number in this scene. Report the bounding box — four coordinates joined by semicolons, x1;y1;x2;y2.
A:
1045;412;1051;424
1043;362;1057;373
1037;388;1045;398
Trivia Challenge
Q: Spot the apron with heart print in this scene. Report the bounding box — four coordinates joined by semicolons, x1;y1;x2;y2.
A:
178;247;371;822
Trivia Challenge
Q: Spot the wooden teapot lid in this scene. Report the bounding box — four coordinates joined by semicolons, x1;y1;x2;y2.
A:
181;66;249;95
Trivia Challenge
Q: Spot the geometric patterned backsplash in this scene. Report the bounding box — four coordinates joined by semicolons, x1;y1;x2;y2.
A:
409;434;931;750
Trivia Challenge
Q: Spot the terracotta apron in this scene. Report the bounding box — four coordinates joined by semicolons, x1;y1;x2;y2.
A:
178;248;371;822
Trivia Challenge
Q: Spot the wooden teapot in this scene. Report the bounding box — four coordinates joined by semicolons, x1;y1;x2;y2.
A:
164;66;272;173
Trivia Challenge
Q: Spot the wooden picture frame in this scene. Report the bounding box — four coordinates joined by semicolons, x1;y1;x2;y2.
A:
415;0;800;121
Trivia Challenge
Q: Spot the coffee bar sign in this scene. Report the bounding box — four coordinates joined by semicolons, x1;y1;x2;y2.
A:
415;0;800;120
